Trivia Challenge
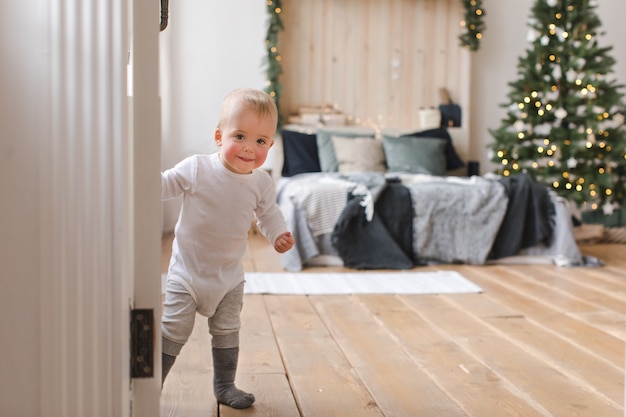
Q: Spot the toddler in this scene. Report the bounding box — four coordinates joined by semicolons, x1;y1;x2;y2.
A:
161;88;294;409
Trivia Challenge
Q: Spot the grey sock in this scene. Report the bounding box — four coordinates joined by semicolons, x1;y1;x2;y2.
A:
162;352;176;386
212;347;255;409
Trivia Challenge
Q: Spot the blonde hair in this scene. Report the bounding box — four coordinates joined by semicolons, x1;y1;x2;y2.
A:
217;88;278;128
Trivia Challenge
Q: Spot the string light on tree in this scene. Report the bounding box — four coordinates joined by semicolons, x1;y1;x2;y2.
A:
488;0;626;215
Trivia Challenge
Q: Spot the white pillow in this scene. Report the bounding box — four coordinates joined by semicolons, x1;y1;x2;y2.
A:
331;135;386;173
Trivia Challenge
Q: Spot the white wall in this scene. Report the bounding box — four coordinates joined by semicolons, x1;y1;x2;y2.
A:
160;0;268;231
471;0;626;173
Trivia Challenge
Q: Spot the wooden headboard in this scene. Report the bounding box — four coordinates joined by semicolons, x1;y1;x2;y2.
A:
279;0;470;133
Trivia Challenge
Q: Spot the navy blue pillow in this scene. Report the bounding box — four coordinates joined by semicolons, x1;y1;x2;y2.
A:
280;129;322;177
402;127;465;170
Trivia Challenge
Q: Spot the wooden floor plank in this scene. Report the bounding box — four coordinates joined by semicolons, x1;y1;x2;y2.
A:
310;295;467;416
532;267;626;304
218;374;300;417
226;294;302;416
581;267;626;293
239;295;287;374
514;265;625;315
401;295;623;416
502;265;626;340
264;295;384;417
455;265;625;369
161;314;218;417
357;294;548;417
443;292;624;406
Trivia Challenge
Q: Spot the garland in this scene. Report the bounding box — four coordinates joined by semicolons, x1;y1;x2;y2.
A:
459;0;486;51
263;0;284;127
263;0;485;126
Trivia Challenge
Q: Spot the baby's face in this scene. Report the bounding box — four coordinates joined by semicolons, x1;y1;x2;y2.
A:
215;105;276;174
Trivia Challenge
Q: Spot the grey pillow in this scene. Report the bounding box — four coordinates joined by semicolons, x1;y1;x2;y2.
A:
382;135;447;176
316;126;376;172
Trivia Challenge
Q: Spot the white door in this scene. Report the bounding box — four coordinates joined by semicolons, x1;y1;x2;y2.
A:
129;0;164;414
0;0;162;416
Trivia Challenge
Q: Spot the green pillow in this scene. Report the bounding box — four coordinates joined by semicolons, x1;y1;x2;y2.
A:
382;135;447;176
316;126;376;172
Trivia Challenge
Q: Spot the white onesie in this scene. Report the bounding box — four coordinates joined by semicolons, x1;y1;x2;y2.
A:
161;153;287;317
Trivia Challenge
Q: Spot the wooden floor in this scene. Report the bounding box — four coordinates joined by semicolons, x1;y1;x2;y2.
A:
160;231;625;417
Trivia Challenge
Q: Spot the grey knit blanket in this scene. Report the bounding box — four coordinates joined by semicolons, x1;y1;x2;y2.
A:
402;175;508;264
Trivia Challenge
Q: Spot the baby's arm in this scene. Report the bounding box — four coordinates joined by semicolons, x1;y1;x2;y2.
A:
273;231;295;254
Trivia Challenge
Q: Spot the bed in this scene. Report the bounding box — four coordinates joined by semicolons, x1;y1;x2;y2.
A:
274;124;586;272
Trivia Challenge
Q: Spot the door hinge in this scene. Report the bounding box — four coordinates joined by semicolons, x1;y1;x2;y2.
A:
130;309;154;378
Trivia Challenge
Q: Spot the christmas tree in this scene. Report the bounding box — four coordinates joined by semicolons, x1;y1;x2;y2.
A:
488;0;626;217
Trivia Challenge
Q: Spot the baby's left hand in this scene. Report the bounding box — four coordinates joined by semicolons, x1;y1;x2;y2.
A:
274;231;295;254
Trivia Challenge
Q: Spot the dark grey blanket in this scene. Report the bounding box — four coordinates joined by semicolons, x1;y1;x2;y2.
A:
490;173;555;259
332;179;414;269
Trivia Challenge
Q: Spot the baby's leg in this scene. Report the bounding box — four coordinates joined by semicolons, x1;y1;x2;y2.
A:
161;280;197;385
209;282;254;409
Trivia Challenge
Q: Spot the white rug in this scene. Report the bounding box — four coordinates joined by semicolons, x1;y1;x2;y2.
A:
243;271;482;295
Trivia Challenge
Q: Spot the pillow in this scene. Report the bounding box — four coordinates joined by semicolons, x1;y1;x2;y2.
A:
400;127;465;170
316;126;377;172
382;135;447;176
280;129;321;177
331;136;386;173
